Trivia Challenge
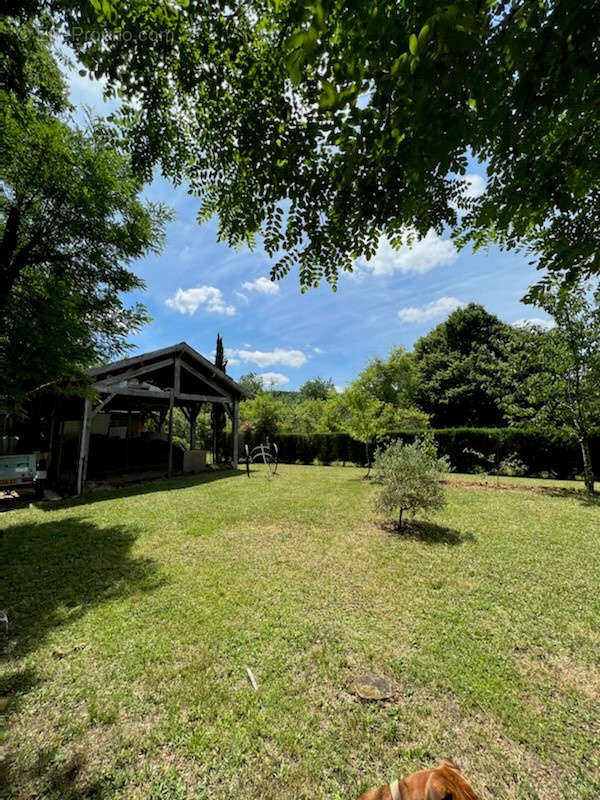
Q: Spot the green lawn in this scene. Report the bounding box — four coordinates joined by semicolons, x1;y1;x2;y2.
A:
2;466;599;799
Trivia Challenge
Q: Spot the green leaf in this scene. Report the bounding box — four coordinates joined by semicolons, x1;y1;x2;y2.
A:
418;24;431;46
285;30;307;53
286;51;304;85
319;79;337;109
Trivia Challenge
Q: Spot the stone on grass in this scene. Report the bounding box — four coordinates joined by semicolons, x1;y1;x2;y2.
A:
352;672;397;700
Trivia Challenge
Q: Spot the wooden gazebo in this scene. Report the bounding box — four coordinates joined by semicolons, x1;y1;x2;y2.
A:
76;342;248;494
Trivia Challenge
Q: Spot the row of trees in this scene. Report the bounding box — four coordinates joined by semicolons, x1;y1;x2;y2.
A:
238;281;600;492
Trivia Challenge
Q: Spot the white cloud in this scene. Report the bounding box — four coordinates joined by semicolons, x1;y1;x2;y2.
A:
165;287;235;316
450;173;487;212
235;292;249;304
397;296;465;324
228;347;307;368
359;229;457;276
463;173;486;199
242;276;280;295
258;372;289;387
313;346;323;354
512;317;555;330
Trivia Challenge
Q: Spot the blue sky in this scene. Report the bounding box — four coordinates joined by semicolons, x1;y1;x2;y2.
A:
68;64;552;391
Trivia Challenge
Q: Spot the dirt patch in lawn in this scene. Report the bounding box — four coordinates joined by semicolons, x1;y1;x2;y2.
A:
443;479;588;498
516;650;600;703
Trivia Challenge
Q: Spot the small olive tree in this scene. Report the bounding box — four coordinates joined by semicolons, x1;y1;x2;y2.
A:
373;437;449;531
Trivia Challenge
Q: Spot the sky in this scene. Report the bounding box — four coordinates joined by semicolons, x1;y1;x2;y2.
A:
68;63;553;392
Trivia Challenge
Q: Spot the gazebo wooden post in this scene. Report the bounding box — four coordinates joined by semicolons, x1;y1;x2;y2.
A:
125;400;132;471
76;397;92;495
189;404;198;450
232;398;239;469
211;404;217;465
158;408;167;433
167;389;174;478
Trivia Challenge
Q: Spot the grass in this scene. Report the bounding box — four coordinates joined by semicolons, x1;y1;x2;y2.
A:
1;465;598;799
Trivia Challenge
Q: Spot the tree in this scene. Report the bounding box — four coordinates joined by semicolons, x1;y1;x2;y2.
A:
413;304;514;427
339;385;386;476
392;407;430;431
319;394;348;434
211;332;228;462
373;436;448;531
501;281;600;494
355;347;416;408
241;392;287;442
0;29;169;413
238;372;264;397
285;397;327;435
298;376;335;401
20;1;599;290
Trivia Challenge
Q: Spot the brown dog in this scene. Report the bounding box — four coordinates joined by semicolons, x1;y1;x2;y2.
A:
356;760;478;800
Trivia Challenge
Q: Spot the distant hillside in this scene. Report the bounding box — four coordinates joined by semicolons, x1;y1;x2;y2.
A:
269;390;301;405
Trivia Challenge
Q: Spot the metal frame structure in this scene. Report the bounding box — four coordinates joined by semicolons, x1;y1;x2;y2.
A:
76;342;248;494
244;442;279;477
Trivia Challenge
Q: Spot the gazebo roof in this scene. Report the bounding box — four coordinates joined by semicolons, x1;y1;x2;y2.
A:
88;341;249;406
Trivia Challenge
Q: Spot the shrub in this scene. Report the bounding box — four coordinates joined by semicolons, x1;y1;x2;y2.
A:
373;437;449;531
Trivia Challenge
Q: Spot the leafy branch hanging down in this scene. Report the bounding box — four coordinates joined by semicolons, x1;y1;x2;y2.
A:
10;0;599;292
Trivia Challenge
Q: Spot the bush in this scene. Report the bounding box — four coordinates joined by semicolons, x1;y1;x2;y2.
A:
373;437;449;530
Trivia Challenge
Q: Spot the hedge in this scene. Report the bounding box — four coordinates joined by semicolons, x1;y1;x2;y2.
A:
232;428;599;479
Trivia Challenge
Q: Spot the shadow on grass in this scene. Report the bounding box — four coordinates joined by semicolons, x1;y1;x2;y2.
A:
4;742;125;800
1;739;121;800
444;477;600;507
1;514;162;704
536;486;600;507
29;466;245;513
379;519;476;546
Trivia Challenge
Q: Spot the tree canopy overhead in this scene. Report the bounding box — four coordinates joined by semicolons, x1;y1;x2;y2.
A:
18;0;600;291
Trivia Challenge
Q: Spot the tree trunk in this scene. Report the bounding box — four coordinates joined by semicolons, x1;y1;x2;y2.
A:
579;436;595;494
364;440;371;477
0;205;22;319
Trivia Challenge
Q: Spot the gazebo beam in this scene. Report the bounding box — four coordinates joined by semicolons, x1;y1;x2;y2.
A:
180;359;230;398
93;385;229;404
94;357;174;387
